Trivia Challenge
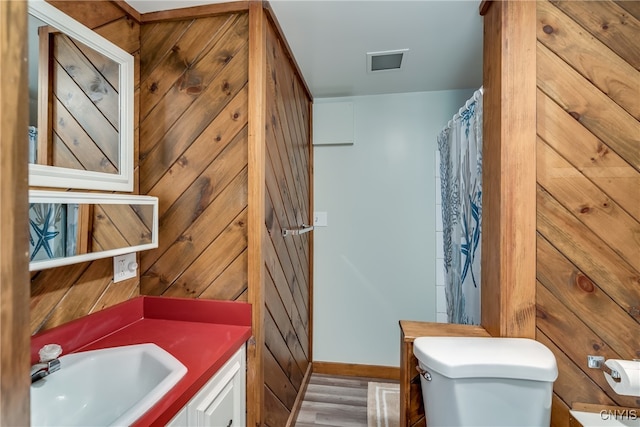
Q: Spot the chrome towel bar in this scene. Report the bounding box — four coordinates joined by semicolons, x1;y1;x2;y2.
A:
282;224;314;237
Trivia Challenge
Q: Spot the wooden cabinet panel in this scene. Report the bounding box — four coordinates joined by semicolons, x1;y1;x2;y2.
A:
167;345;246;427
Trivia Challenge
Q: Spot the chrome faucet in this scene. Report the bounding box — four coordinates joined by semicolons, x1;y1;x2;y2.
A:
31;358;61;383
31;344;63;383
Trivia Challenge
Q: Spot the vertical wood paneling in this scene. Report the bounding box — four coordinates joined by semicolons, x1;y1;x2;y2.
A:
535;1;640;421
30;1;141;335
550;0;640;70
248;0;266;397
138;14;248;167
28;5;312;425
137;5;311;425
0;1;31;424
481;0;537;338
139;44;249;193
537;41;640;170
537;1;638;120
538;138;640;271
138;12;249;300
537;90;640;220
262;12;312;426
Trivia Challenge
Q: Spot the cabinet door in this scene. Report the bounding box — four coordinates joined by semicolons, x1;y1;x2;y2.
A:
196;379;235;426
187;346;246;426
167;407;187;426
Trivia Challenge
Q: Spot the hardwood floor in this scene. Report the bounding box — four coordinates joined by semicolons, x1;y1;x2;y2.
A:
294;374;398;427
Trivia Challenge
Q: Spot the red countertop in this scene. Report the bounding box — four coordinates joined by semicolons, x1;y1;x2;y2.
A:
30;296;252;426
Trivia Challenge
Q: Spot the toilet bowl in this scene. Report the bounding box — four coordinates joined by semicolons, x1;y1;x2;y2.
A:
413;336;558;427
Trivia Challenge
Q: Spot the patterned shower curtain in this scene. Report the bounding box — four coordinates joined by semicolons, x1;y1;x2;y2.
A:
437;88;483;325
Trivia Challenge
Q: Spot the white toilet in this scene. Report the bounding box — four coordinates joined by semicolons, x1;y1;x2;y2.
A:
413;336;558;427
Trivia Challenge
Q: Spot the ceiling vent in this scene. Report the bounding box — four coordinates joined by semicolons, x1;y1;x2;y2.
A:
367;49;409;73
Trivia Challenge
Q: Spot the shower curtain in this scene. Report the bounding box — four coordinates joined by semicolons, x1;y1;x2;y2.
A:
437;88;483;325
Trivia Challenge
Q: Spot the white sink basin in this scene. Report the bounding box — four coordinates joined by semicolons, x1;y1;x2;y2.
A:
31;343;187;426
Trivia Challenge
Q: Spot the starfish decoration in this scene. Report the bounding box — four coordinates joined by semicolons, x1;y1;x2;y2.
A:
30;207;60;261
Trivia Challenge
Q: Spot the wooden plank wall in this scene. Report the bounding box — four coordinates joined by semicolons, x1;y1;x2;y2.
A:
535;1;640;423
1;1;31;424
136;7;312;424
30;1;141;335
138;11;250;301
262;15;312;426
481;0;537;338
28;4;312;424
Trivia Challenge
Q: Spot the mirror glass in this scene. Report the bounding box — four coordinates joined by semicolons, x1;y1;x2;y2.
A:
27;0;134;192
29;191;158;271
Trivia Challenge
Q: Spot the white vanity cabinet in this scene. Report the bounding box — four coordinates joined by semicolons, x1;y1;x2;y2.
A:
168;345;246;427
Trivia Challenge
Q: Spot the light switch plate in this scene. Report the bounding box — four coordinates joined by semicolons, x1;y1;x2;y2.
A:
114;253;137;282
314;211;328;227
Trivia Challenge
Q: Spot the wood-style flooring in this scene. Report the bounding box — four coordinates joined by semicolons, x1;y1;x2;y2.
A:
294;374;398;427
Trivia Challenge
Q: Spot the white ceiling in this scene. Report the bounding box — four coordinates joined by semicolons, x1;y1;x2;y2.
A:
124;0;483;98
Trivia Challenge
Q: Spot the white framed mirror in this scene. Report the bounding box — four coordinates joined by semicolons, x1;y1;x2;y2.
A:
28;0;134;191
29;191;158;271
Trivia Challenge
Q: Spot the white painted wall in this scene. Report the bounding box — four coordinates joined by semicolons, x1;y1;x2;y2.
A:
313;89;475;367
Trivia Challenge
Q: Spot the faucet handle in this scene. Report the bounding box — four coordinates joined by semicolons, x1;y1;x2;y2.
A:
39;344;62;362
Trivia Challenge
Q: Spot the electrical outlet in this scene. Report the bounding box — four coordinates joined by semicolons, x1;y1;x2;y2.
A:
113;253;137;283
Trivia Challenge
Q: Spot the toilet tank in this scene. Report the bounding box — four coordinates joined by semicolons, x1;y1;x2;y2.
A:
413;337;558;427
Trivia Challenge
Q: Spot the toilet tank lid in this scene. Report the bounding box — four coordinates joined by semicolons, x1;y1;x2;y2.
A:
413;337;558;382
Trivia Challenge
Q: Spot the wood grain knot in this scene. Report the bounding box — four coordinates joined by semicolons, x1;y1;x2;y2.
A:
536;306;548;320
177;156;188;167
602;24;609;30
580;205;591;214
185;85;202;95
149;82;158;93
596;142;609;156
569;111;581;120
592;342;601;351
575;273;595;293
543;25;554;34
